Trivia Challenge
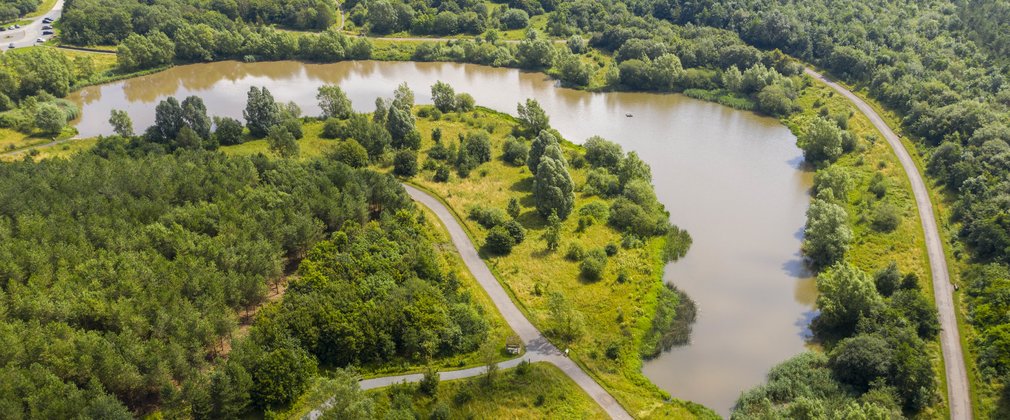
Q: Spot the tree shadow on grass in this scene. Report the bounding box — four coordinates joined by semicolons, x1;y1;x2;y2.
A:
510;177;534;193
529;246;553;259
516;210;547;229
518;194;538;209
996;379;1010;420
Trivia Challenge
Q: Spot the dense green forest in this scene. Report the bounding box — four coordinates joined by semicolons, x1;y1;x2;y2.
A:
0;0;38;21
0;117;495;417
63;0;337;44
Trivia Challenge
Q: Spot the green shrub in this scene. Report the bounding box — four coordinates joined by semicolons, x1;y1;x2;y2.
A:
430;402;450;420
418;367;439;396
328;140;369;168
485;225;516;254
579;201;610;222
622;233;644;249
605;243;618;256
871;203;900;232
580;248;607;281
566;243;585;261
468;205;508;228
868;172;888;198
453;387;473;405
321;118;342;139
584;168;621;197
605;342;621;360
503;219;526;244
393;149;418;177
501;136;529;166
434;165;450;182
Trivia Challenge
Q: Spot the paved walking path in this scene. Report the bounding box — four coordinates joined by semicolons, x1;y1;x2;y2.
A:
805;68;971;420
309;185;632;419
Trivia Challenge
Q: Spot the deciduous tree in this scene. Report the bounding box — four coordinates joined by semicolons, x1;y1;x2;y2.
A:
109;109;134;137
244;86;281;138
317;84;353;119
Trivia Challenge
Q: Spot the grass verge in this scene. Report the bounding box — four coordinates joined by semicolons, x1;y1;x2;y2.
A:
366;362;607;419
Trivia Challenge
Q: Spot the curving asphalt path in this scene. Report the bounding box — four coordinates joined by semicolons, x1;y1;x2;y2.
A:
1;0;63;51
805;68;971;420
308;184;632;419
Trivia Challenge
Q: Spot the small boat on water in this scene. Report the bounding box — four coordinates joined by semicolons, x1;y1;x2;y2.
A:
625;113;633;117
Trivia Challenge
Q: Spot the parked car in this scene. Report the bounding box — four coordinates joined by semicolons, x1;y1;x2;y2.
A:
42;25;52;30
13;24;19;29
0;27;5;32
7;43;13;49
42;30;53;35
35;38;43;43
42;18;51;23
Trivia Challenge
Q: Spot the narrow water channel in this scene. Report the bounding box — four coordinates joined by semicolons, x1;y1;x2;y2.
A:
69;60;816;416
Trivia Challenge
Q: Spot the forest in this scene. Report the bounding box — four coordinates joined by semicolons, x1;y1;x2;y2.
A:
0;0;38;21
0;123;491;417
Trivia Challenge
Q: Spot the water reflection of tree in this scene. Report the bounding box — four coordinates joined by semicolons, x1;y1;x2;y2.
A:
178;61;242;91
237;61;303;81
72;85;103;106
123;73;182;103
303;61;363;84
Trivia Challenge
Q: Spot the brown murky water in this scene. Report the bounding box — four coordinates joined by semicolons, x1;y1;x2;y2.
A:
69;60;815;416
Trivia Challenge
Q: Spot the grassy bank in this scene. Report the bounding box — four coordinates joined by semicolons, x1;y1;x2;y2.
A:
367;362;607;419
403;108;708;418
808;70;994;418
783;78;947;417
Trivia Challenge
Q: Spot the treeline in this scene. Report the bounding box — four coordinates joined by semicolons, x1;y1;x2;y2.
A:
61;0;367;70
0;47;98;140
116;27;371;71
409;5;803;117
72;0;806;118
62;0;336;46
344;0;559;36
0;0;37;21
652;0;1007;146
